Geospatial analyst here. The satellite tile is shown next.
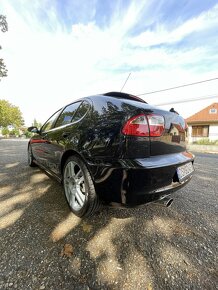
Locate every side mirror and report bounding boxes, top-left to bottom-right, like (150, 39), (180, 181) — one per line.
(27, 126), (39, 133)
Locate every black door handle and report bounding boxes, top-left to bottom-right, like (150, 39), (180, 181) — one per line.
(62, 132), (70, 138)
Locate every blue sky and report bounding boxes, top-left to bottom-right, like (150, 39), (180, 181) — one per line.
(0, 0), (218, 125)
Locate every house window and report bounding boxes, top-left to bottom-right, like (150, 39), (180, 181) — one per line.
(209, 108), (217, 114)
(192, 126), (209, 137)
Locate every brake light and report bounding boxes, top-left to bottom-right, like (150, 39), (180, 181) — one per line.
(122, 114), (149, 136)
(147, 114), (165, 136)
(122, 114), (165, 137)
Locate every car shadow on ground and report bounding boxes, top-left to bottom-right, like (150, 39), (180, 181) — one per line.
(0, 145), (217, 289)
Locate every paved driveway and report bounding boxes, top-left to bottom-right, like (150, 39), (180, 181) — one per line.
(0, 140), (217, 289)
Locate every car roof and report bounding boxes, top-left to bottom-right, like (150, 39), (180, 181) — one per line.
(63, 92), (147, 108)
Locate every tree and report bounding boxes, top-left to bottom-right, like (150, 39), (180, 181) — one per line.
(0, 59), (7, 78)
(0, 15), (8, 32)
(0, 15), (8, 80)
(32, 118), (42, 129)
(0, 99), (24, 127)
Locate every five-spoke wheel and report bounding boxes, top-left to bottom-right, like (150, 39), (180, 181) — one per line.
(63, 155), (100, 217)
(64, 160), (86, 211)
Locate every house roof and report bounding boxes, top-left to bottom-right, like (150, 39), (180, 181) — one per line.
(186, 103), (218, 124)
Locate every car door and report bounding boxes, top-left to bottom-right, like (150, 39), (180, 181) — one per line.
(31, 109), (62, 167)
(40, 101), (83, 176)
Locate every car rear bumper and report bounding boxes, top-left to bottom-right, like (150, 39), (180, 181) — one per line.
(90, 151), (195, 206)
(119, 151), (194, 169)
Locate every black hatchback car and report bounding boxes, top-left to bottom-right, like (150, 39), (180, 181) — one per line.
(28, 92), (194, 217)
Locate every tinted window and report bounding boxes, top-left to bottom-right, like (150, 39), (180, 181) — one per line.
(55, 102), (81, 128)
(73, 101), (90, 121)
(41, 109), (61, 132)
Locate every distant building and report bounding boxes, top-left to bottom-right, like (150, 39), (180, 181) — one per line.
(186, 103), (218, 143)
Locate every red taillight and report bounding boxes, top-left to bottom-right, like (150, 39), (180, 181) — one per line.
(122, 114), (165, 137)
(122, 114), (149, 136)
(147, 114), (165, 137)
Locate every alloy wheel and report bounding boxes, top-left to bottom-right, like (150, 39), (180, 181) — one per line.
(64, 161), (86, 211)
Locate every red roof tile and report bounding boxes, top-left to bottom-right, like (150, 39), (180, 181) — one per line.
(186, 103), (218, 123)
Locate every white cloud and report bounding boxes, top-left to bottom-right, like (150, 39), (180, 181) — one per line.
(129, 4), (218, 47)
(0, 0), (218, 126)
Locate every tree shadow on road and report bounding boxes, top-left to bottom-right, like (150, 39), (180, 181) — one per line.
(0, 143), (217, 289)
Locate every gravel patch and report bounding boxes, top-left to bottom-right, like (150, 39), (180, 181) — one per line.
(0, 141), (217, 289)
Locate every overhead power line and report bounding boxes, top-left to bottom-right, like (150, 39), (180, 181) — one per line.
(137, 77), (218, 96)
(154, 94), (218, 106)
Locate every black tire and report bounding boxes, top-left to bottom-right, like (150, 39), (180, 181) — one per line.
(28, 145), (37, 167)
(63, 155), (100, 217)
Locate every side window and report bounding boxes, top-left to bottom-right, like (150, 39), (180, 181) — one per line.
(73, 101), (90, 121)
(55, 102), (81, 128)
(41, 109), (61, 132)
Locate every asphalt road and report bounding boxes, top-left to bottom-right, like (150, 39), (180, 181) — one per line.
(0, 139), (217, 290)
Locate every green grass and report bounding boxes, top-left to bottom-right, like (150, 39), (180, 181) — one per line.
(193, 138), (218, 145)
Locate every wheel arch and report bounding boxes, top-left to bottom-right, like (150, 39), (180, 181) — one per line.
(60, 149), (87, 178)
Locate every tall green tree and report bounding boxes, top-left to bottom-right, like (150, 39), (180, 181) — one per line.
(0, 15), (8, 80)
(32, 118), (42, 129)
(0, 99), (24, 127)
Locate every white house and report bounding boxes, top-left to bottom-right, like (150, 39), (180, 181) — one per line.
(186, 103), (218, 144)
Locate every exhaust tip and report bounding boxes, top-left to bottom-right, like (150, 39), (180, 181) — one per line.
(166, 198), (173, 207)
(153, 197), (174, 207)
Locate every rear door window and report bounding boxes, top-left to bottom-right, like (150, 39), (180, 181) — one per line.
(55, 102), (81, 128)
(73, 101), (90, 121)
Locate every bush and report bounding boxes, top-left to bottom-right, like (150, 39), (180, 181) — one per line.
(9, 128), (19, 137)
(195, 138), (218, 145)
(24, 130), (33, 138)
(2, 127), (9, 136)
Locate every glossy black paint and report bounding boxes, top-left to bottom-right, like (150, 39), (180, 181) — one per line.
(28, 93), (195, 206)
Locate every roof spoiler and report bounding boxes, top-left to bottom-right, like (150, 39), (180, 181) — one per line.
(104, 92), (147, 103)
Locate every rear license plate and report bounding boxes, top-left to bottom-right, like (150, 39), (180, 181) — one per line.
(177, 162), (194, 182)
